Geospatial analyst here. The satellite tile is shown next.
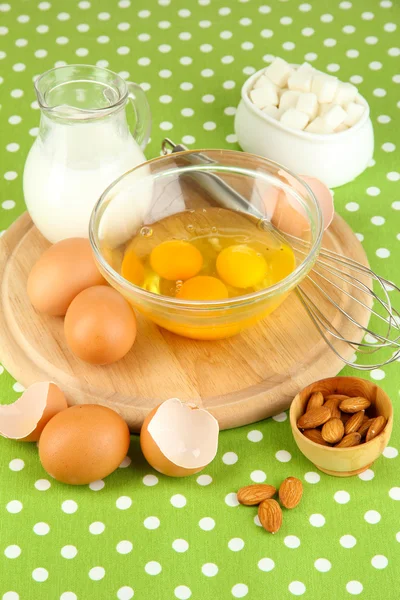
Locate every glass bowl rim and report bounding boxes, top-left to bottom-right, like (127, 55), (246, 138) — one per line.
(89, 149), (324, 310)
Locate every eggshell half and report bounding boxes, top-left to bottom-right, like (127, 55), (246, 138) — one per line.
(140, 398), (219, 477)
(0, 382), (68, 442)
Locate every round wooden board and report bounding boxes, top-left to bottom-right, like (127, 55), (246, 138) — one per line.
(0, 212), (371, 432)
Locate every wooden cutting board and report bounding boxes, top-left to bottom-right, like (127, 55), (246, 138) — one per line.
(0, 212), (371, 432)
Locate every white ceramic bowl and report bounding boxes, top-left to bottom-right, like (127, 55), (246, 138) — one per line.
(234, 68), (374, 188)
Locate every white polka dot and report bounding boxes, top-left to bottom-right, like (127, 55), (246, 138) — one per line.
(77, 23), (90, 32)
(387, 171), (400, 181)
(6, 500), (22, 514)
(178, 8), (190, 17)
(284, 535), (300, 549)
(365, 36), (378, 45)
(4, 545), (21, 559)
(384, 22), (397, 32)
(57, 11), (70, 20)
(9, 459), (24, 471)
(1, 200), (15, 210)
(304, 472), (320, 484)
(366, 187), (381, 198)
(61, 545), (78, 559)
(374, 88), (387, 97)
(199, 517), (215, 531)
(254, 514), (262, 527)
(258, 557), (275, 571)
(35, 479), (51, 491)
(241, 41), (254, 50)
(158, 20), (171, 29)
(200, 43), (213, 53)
(225, 493), (239, 507)
(137, 33), (150, 42)
(199, 19), (212, 28)
(334, 490), (350, 504)
(202, 563), (218, 577)
(159, 69), (172, 78)
(142, 474), (158, 487)
(309, 513), (325, 527)
(79, 0), (91, 7)
(299, 3), (312, 10)
(247, 430), (263, 442)
(170, 494), (187, 508)
(358, 469), (375, 481)
(347, 49), (359, 58)
(261, 29), (274, 38)
(181, 108), (194, 117)
(118, 456), (131, 469)
(346, 581), (363, 595)
(17, 15), (29, 22)
(371, 216), (385, 226)
(346, 202), (359, 212)
(321, 13), (334, 22)
(12, 63), (26, 72)
(32, 568), (48, 582)
(116, 540), (133, 555)
(223, 452), (238, 465)
(228, 538), (245, 552)
(250, 470), (267, 483)
(380, 0), (392, 6)
(182, 135), (195, 144)
(327, 63), (340, 72)
(145, 561), (161, 575)
(197, 474), (212, 486)
(89, 567), (105, 581)
(202, 95), (215, 104)
(174, 586), (191, 600)
(117, 46), (130, 55)
(119, 71), (130, 80)
(2, 593), (19, 600)
(272, 412), (287, 423)
(389, 487), (400, 500)
(60, 594), (77, 600)
(4, 171), (18, 181)
(62, 500), (78, 514)
(288, 581), (306, 596)
(376, 248), (390, 258)
(116, 496), (132, 510)
(8, 116), (22, 125)
(371, 554), (388, 569)
(220, 30), (233, 40)
(118, 22), (130, 32)
(350, 75), (363, 84)
(33, 522), (50, 536)
(15, 38), (28, 47)
(364, 510), (381, 524)
(219, 7), (231, 15)
(201, 69), (214, 78)
(362, 11), (374, 20)
(302, 27), (314, 37)
(160, 121), (173, 131)
(280, 16), (292, 25)
(221, 55), (234, 64)
(89, 521), (105, 535)
(203, 121), (217, 130)
(138, 57), (150, 66)
(140, 82), (151, 91)
(369, 61), (382, 70)
(340, 1), (352, 8)
(388, 47), (400, 56)
(75, 47), (89, 57)
(34, 49), (47, 58)
(172, 539), (189, 553)
(275, 450), (291, 463)
(314, 558), (331, 572)
(259, 5), (271, 13)
(378, 114), (391, 123)
(340, 534), (357, 548)
(382, 142), (396, 152)
(243, 66), (256, 75)
(240, 17), (252, 25)
(304, 52), (318, 62)
(282, 41), (295, 50)
(117, 588), (134, 600)
(383, 446), (398, 458)
(231, 584), (248, 598)
(143, 516), (160, 530)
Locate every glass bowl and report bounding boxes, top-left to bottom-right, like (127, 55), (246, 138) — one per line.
(89, 150), (323, 340)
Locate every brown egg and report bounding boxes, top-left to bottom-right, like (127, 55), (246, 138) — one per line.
(39, 404), (131, 485)
(27, 238), (106, 316)
(64, 286), (137, 364)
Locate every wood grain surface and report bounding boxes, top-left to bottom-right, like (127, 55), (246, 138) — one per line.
(0, 212), (371, 432)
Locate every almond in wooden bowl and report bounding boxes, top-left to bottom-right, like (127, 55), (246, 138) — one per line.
(289, 376), (393, 477)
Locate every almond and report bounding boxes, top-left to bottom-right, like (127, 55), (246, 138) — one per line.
(344, 410), (365, 435)
(303, 428), (330, 446)
(323, 397), (342, 419)
(258, 498), (283, 534)
(325, 394), (350, 401)
(339, 397), (371, 413)
(365, 416), (387, 442)
(297, 405), (331, 430)
(306, 392), (324, 412)
(279, 477), (303, 509)
(358, 418), (375, 438)
(340, 411), (351, 424)
(335, 432), (361, 448)
(237, 484), (277, 506)
(321, 418), (344, 444)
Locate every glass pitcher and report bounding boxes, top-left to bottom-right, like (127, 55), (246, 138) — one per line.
(23, 64), (151, 243)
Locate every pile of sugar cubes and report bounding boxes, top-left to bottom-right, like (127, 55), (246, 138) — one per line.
(249, 57), (365, 134)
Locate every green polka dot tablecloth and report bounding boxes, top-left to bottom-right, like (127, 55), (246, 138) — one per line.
(0, 0), (399, 599)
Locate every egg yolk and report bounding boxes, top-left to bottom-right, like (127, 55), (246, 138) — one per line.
(121, 249), (145, 286)
(268, 245), (297, 282)
(216, 244), (267, 289)
(150, 240), (203, 281)
(176, 276), (229, 301)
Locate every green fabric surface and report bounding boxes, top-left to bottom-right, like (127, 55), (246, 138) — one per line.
(0, 0), (399, 599)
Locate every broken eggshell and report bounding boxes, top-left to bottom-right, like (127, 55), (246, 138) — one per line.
(0, 382), (68, 442)
(140, 398), (219, 477)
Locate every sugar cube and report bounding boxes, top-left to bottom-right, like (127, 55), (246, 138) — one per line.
(287, 63), (314, 93)
(334, 82), (358, 106)
(264, 57), (293, 88)
(322, 104), (347, 129)
(335, 123), (349, 132)
(279, 90), (301, 111)
(343, 101), (365, 127)
(254, 74), (273, 89)
(262, 105), (281, 119)
(249, 83), (279, 108)
(311, 74), (338, 103)
(318, 103), (332, 117)
(296, 92), (318, 120)
(280, 108), (310, 130)
(305, 117), (334, 134)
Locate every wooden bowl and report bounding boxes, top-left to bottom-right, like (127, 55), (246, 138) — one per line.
(289, 376), (393, 477)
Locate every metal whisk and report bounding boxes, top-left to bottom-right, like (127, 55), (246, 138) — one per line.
(161, 139), (400, 369)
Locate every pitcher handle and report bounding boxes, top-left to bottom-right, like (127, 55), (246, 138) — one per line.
(127, 82), (152, 151)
